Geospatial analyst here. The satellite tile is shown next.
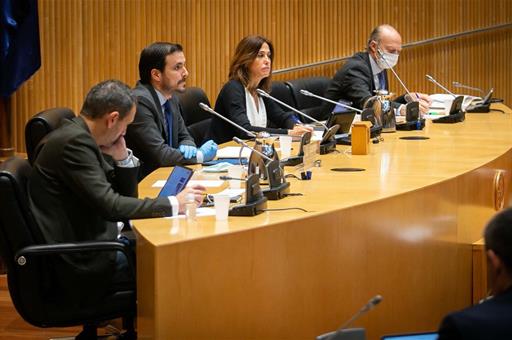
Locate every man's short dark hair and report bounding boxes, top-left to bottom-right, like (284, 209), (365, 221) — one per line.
(138, 42), (183, 84)
(485, 208), (512, 272)
(80, 80), (136, 119)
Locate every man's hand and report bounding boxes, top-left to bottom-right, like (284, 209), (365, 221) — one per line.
(199, 140), (218, 162)
(176, 185), (206, 214)
(179, 144), (198, 159)
(288, 124), (314, 136)
(100, 135), (128, 161)
(405, 92), (432, 115)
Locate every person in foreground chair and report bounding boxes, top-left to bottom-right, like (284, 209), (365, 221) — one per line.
(320, 24), (431, 119)
(28, 80), (205, 304)
(209, 35), (313, 144)
(437, 208), (512, 339)
(126, 42), (217, 180)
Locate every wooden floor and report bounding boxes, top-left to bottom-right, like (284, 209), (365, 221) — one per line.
(0, 275), (100, 339)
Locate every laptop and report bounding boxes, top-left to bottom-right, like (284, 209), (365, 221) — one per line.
(381, 332), (438, 340)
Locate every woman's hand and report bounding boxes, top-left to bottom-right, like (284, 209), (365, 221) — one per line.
(288, 124), (314, 136)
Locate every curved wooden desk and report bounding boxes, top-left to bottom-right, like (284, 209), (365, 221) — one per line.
(135, 105), (512, 339)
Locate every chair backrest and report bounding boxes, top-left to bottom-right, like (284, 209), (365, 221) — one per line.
(0, 157), (48, 325)
(286, 76), (330, 121)
(176, 87), (211, 126)
(25, 107), (75, 164)
(270, 81), (297, 108)
(0, 157), (136, 329)
(187, 118), (212, 146)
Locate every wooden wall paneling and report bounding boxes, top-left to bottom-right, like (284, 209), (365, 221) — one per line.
(7, 0), (512, 153)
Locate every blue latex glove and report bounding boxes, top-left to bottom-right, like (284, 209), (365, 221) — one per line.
(179, 144), (197, 159)
(199, 140), (218, 162)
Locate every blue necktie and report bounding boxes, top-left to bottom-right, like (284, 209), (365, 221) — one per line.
(378, 71), (387, 91)
(163, 100), (173, 146)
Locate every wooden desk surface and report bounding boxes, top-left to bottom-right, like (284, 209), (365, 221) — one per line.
(134, 105), (512, 339)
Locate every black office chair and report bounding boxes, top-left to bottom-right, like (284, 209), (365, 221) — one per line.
(176, 87), (212, 145)
(286, 76), (331, 121)
(270, 81), (297, 107)
(0, 156), (136, 339)
(25, 107), (75, 164)
(176, 86), (211, 126)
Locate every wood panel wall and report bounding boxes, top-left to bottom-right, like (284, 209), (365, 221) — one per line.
(8, 0), (512, 152)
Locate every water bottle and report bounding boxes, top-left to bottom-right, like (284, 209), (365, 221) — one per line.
(185, 193), (196, 221)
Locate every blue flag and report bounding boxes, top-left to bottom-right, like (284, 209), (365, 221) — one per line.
(0, 0), (41, 97)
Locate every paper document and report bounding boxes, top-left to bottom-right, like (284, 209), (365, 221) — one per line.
(153, 179), (224, 188)
(216, 146), (252, 158)
(165, 207), (216, 219)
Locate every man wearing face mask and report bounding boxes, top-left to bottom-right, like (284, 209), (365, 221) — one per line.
(320, 24), (431, 119)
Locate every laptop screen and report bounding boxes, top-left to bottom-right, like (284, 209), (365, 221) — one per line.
(381, 332), (438, 340)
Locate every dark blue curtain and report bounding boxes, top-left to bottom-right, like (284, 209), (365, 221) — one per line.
(0, 0), (41, 97)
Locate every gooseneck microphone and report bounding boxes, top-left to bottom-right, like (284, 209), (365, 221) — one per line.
(452, 81), (484, 94)
(255, 88), (329, 130)
(233, 137), (273, 162)
(426, 75), (456, 98)
(325, 294), (383, 340)
(199, 102), (269, 139)
(299, 89), (363, 113)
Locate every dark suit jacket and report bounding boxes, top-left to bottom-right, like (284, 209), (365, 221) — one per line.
(320, 51), (405, 118)
(28, 116), (173, 303)
(209, 79), (296, 144)
(126, 82), (197, 179)
(437, 288), (512, 340)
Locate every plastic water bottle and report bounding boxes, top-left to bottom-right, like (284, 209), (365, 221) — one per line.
(185, 193), (197, 221)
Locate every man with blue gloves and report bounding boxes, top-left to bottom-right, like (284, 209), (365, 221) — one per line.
(126, 42), (217, 180)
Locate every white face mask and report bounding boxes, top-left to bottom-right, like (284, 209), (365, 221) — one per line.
(376, 49), (399, 69)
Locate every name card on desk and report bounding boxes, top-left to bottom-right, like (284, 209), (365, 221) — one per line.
(351, 121), (372, 155)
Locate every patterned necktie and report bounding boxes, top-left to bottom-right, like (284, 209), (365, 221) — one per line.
(378, 71), (387, 91)
(163, 100), (173, 146)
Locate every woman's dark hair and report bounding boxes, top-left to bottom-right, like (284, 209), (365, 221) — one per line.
(228, 35), (274, 92)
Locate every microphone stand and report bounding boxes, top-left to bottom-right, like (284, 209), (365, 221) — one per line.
(255, 89), (338, 155)
(234, 137), (290, 200)
(376, 50), (424, 131)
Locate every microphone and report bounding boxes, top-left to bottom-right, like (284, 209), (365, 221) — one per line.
(325, 295), (383, 340)
(233, 137), (273, 162)
(233, 137), (291, 200)
(452, 81), (485, 94)
(199, 102), (269, 139)
(219, 175), (245, 181)
(376, 49), (415, 100)
(426, 74), (456, 98)
(256, 89), (338, 155)
(300, 89), (363, 113)
(255, 88), (329, 130)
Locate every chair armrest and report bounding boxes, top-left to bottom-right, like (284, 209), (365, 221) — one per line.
(14, 241), (129, 266)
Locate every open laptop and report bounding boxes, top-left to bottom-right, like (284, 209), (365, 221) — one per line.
(381, 332), (438, 340)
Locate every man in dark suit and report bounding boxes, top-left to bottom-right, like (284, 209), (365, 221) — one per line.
(320, 24), (431, 119)
(28, 80), (205, 303)
(126, 42), (217, 180)
(437, 208), (512, 339)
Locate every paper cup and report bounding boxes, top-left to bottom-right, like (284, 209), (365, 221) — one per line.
(214, 194), (230, 221)
(280, 135), (293, 159)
